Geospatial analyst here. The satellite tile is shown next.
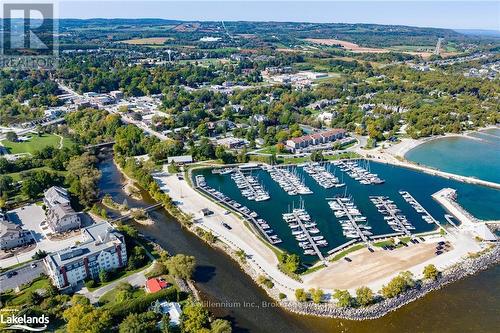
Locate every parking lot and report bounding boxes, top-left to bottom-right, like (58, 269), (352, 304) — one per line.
(1, 204), (83, 268)
(0, 260), (46, 293)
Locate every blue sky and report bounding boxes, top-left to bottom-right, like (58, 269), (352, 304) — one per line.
(58, 1), (500, 30)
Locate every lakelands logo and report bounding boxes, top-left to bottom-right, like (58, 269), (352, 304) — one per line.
(0, 311), (49, 331)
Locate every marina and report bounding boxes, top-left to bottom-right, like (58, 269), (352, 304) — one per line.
(370, 196), (415, 236)
(302, 162), (345, 188)
(230, 169), (271, 202)
(265, 165), (313, 195)
(193, 160), (500, 263)
(333, 159), (385, 185)
(195, 174), (282, 244)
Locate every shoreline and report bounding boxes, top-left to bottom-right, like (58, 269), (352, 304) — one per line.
(391, 125), (499, 158)
(114, 157), (499, 321)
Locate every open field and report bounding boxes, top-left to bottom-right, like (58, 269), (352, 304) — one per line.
(304, 38), (458, 59)
(118, 37), (173, 45)
(305, 38), (387, 53)
(1, 134), (73, 155)
(303, 243), (438, 289)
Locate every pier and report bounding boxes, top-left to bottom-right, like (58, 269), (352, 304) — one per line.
(286, 210), (325, 261)
(195, 176), (281, 245)
(329, 198), (371, 245)
(267, 166), (313, 195)
(326, 239), (358, 255)
(399, 190), (439, 225)
(370, 196), (413, 236)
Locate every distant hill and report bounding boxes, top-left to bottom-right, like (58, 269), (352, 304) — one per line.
(454, 29), (500, 37)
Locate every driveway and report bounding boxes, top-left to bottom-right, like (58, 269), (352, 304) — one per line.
(1, 204), (84, 268)
(76, 263), (154, 304)
(0, 260), (46, 292)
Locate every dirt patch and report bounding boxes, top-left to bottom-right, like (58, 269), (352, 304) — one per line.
(119, 37), (173, 45)
(305, 38), (387, 53)
(303, 243), (437, 289)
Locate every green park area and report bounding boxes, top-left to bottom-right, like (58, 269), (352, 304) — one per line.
(1, 134), (74, 155)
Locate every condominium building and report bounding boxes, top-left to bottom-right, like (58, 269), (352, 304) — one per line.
(44, 222), (127, 289)
(43, 186), (81, 233)
(0, 214), (32, 250)
(286, 128), (346, 152)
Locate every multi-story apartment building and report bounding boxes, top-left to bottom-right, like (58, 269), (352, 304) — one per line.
(44, 222), (127, 289)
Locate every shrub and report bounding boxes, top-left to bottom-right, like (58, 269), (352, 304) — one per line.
(84, 279), (96, 289)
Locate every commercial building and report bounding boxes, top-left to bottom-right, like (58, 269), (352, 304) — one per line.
(286, 128), (346, 152)
(44, 222), (127, 289)
(0, 214), (32, 250)
(43, 186), (81, 233)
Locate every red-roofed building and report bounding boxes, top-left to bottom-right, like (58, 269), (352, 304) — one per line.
(146, 278), (170, 293)
(286, 128), (346, 152)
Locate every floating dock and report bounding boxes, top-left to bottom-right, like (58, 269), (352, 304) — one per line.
(283, 209), (325, 261)
(399, 190), (438, 225)
(370, 196), (413, 236)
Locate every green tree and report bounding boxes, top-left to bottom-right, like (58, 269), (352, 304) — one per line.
(333, 289), (353, 307)
(165, 254), (196, 280)
(181, 299), (210, 333)
(309, 288), (324, 304)
(295, 288), (307, 302)
(119, 312), (159, 333)
(211, 319), (232, 333)
(6, 131), (18, 142)
(99, 269), (110, 283)
(423, 264), (439, 281)
(63, 297), (112, 333)
(381, 271), (415, 298)
(355, 286), (374, 306)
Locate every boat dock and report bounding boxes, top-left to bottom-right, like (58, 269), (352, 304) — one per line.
(194, 175), (282, 245)
(326, 239), (358, 255)
(370, 196), (414, 236)
(328, 197), (372, 244)
(230, 169), (270, 201)
(302, 162), (345, 189)
(399, 190), (438, 225)
(332, 159), (384, 185)
(282, 208), (326, 261)
(266, 166), (313, 195)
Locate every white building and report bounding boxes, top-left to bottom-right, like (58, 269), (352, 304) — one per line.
(44, 222), (127, 289)
(43, 186), (81, 233)
(0, 214), (32, 250)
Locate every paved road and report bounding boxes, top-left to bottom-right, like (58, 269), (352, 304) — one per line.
(0, 260), (46, 292)
(77, 262), (154, 304)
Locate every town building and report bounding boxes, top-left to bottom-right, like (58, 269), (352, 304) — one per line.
(167, 155), (193, 164)
(43, 186), (81, 233)
(285, 128), (347, 152)
(44, 222), (127, 289)
(0, 214), (32, 250)
(217, 137), (246, 149)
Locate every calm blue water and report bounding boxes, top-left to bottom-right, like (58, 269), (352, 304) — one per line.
(406, 128), (500, 183)
(195, 161), (500, 264)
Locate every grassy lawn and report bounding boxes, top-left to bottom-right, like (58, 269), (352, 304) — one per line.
(99, 286), (146, 306)
(5, 166), (67, 181)
(86, 261), (152, 292)
(1, 134), (74, 155)
(329, 244), (364, 262)
(2, 277), (51, 306)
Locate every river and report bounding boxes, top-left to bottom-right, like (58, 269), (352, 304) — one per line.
(405, 128), (500, 184)
(98, 156), (499, 333)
